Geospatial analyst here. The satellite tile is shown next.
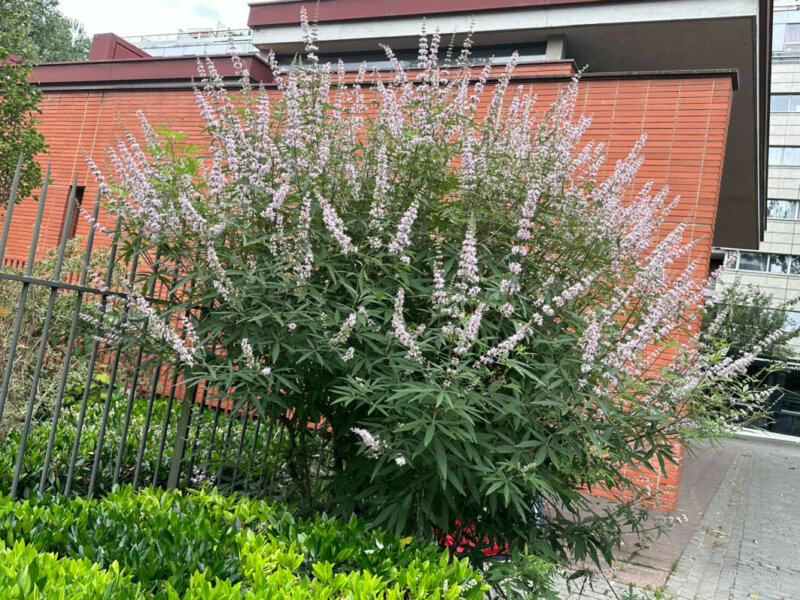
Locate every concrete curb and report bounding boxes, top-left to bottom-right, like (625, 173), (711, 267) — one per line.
(731, 427), (800, 444)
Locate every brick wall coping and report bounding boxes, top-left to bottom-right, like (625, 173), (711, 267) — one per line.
(30, 54), (273, 89)
(29, 59), (737, 93)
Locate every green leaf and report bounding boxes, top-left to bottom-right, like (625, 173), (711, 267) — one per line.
(423, 423), (435, 448)
(533, 445), (548, 467)
(432, 440), (448, 486)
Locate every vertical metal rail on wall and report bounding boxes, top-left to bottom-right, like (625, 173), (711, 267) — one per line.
(0, 164), (52, 435)
(0, 156), (25, 423)
(10, 174), (76, 498)
(0, 156), (333, 503)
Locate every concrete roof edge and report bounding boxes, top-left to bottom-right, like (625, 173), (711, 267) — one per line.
(30, 53), (273, 86)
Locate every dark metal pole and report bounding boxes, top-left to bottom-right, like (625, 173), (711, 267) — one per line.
(132, 357), (163, 491)
(113, 250), (162, 486)
(39, 190), (103, 493)
(11, 176), (77, 498)
(229, 402), (251, 490)
(166, 382), (199, 489)
(0, 165), (51, 432)
(0, 155), (23, 266)
(152, 370), (181, 488)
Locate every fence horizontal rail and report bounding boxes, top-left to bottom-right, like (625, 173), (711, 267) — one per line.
(0, 271), (165, 304)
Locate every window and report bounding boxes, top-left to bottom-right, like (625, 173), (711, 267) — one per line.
(786, 24), (800, 52)
(787, 311), (800, 331)
(768, 146), (800, 166)
(772, 95), (790, 112)
(767, 199), (800, 220)
(786, 147), (800, 165)
(738, 252), (768, 271)
(287, 43), (549, 72)
(770, 254), (790, 274)
(62, 185), (85, 243)
(724, 250), (800, 276)
(771, 95), (800, 113)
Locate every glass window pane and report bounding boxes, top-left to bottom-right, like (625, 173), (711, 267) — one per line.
(773, 95), (791, 112)
(790, 96), (800, 112)
(784, 147), (800, 166)
(792, 256), (800, 275)
(787, 312), (800, 331)
(724, 250), (738, 268)
(770, 147), (783, 165)
(774, 23), (787, 52)
(770, 254), (790, 273)
(738, 252), (768, 272)
(786, 24), (800, 51)
(768, 199), (797, 219)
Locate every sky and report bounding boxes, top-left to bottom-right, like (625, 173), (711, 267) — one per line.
(58, 0), (256, 38)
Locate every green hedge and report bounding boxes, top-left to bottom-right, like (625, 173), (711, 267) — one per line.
(0, 487), (487, 599)
(0, 387), (174, 498)
(0, 540), (142, 599)
(0, 383), (297, 499)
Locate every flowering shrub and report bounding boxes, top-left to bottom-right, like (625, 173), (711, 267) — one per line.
(92, 14), (774, 596)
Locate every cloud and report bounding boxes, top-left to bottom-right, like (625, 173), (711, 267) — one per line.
(192, 3), (221, 21)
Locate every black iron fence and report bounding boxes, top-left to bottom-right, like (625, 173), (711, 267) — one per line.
(0, 159), (330, 501)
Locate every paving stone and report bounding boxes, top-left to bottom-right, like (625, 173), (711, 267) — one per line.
(558, 438), (800, 599)
(665, 438), (800, 600)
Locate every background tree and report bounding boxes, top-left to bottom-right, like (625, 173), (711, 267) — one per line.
(704, 280), (799, 362)
(0, 0), (90, 63)
(0, 6), (46, 205)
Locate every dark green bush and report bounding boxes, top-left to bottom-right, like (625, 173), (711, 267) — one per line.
(0, 385), (172, 498)
(0, 382), (297, 499)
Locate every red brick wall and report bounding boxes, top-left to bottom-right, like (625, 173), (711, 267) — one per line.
(0, 70), (734, 511)
(0, 89), (212, 261)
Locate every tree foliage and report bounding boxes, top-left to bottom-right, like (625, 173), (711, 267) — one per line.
(704, 279), (799, 362)
(92, 17), (775, 597)
(0, 0), (90, 63)
(0, 7), (45, 205)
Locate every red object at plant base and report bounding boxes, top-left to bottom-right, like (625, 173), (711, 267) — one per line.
(436, 519), (510, 558)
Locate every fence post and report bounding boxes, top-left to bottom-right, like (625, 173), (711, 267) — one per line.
(0, 154), (23, 264)
(166, 382), (199, 489)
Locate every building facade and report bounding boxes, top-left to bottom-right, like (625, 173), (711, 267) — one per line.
(716, 1), (800, 436)
(720, 2), (800, 350)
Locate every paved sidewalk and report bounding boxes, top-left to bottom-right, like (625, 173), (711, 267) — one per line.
(558, 436), (800, 599)
(666, 437), (800, 600)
